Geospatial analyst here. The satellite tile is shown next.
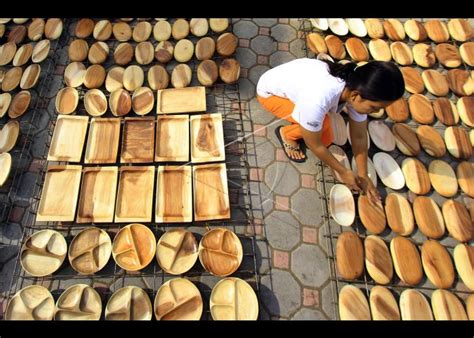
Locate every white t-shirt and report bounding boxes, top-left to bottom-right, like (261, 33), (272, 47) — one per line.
(256, 58), (367, 132)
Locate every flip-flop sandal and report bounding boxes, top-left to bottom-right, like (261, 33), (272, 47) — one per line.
(275, 126), (307, 163)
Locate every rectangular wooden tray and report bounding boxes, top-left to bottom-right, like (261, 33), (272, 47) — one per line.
(155, 115), (189, 162)
(84, 118), (120, 164)
(193, 163), (230, 221)
(47, 115), (89, 162)
(36, 165), (82, 222)
(121, 117), (155, 163)
(156, 86), (206, 114)
(190, 113), (225, 163)
(115, 166), (154, 223)
(77, 166), (118, 223)
(155, 165), (192, 223)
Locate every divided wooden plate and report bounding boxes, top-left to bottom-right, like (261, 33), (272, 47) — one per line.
(190, 113), (225, 163)
(154, 278), (203, 320)
(132, 86), (154, 115)
(328, 18), (349, 36)
(306, 32), (327, 55)
(115, 167), (155, 223)
(153, 20), (171, 41)
(84, 118), (120, 164)
(325, 35), (346, 60)
(385, 193), (414, 236)
(457, 161), (474, 197)
(428, 160), (458, 198)
(351, 156), (378, 187)
(68, 227), (112, 274)
(216, 32), (238, 57)
(8, 90), (31, 119)
(338, 285), (371, 320)
(64, 62), (86, 88)
(328, 145), (351, 182)
(0, 153), (11, 186)
(399, 289), (433, 320)
(390, 41), (413, 66)
(37, 165), (82, 222)
(448, 19), (474, 42)
(385, 97), (409, 122)
(155, 115), (189, 162)
(199, 227), (242, 277)
(365, 19), (384, 39)
(404, 19), (428, 41)
(425, 20), (450, 43)
(373, 152), (405, 190)
(400, 67), (424, 94)
(157, 86), (206, 114)
(442, 199), (473, 243)
(329, 113), (347, 146)
(364, 235), (393, 285)
(148, 65), (169, 90)
(48, 115), (89, 162)
(109, 88), (131, 117)
(154, 41), (173, 63)
(345, 37), (368, 61)
(390, 236), (423, 286)
(457, 96), (474, 127)
(0, 120), (19, 153)
(77, 167), (118, 223)
(155, 166), (192, 223)
(55, 87), (78, 114)
(105, 286), (152, 320)
(433, 97), (459, 126)
(171, 63), (192, 88)
(431, 289), (468, 320)
(336, 231), (364, 280)
(156, 229), (198, 274)
(193, 163), (230, 221)
(368, 39), (391, 62)
(413, 196), (445, 239)
(453, 243), (474, 291)
(384, 19), (405, 40)
(84, 89), (107, 117)
(368, 120), (395, 151)
(369, 286), (400, 320)
(20, 229), (67, 276)
(447, 69), (473, 96)
(416, 125), (446, 158)
(392, 123), (421, 156)
(444, 126), (472, 160)
(121, 117), (155, 163)
(329, 184), (355, 227)
(412, 43), (436, 68)
(421, 239), (454, 289)
(422, 70), (449, 96)
(5, 285), (55, 320)
(401, 157), (431, 195)
(54, 284), (102, 320)
(210, 277), (258, 320)
(460, 42), (474, 66)
(435, 43), (462, 68)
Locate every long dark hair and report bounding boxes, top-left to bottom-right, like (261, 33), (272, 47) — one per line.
(321, 60), (405, 102)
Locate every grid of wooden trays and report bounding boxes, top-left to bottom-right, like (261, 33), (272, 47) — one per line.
(300, 18), (473, 320)
(4, 18), (262, 321)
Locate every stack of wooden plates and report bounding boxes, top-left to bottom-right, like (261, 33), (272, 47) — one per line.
(2, 67), (22, 92)
(428, 160), (458, 197)
(358, 195), (386, 234)
(385, 193), (414, 236)
(456, 161), (474, 197)
(210, 278), (259, 320)
(174, 39), (194, 63)
(0, 41), (17, 66)
(209, 18), (229, 33)
(399, 289), (433, 320)
(416, 125), (446, 157)
(404, 19), (428, 41)
(5, 285), (55, 320)
(55, 284), (102, 320)
(8, 26), (27, 44)
(0, 93), (11, 118)
(68, 227), (112, 274)
(401, 157), (431, 195)
(444, 126), (472, 160)
(364, 235), (393, 284)
(442, 199), (472, 242)
(190, 18), (209, 37)
(155, 41), (174, 63)
(105, 286), (152, 320)
(156, 229), (198, 275)
(390, 236), (423, 286)
(412, 196), (445, 239)
(373, 152), (405, 190)
(369, 286), (400, 320)
(336, 231), (364, 280)
(28, 18), (45, 41)
(453, 243), (474, 291)
(431, 289), (468, 320)
(400, 67), (424, 94)
(329, 184), (354, 227)
(154, 278), (203, 320)
(338, 285), (371, 320)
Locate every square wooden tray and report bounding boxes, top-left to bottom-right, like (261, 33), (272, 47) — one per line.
(155, 165), (192, 223)
(155, 115), (189, 162)
(36, 165), (82, 222)
(47, 115), (89, 162)
(190, 113), (225, 163)
(121, 117), (155, 163)
(84, 118), (121, 164)
(156, 86), (206, 114)
(193, 163), (230, 221)
(115, 166), (154, 223)
(77, 166), (118, 223)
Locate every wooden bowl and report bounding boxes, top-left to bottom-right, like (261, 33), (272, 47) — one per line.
(425, 20), (450, 43)
(148, 65), (169, 90)
(88, 41), (109, 64)
(325, 35), (346, 60)
(31, 39), (50, 63)
(457, 161), (474, 197)
(399, 289), (433, 320)
(400, 67), (424, 94)
(155, 40), (174, 63)
(209, 18), (229, 33)
(112, 223), (156, 271)
(197, 59), (218, 87)
(428, 160), (458, 197)
(421, 239), (454, 289)
(447, 69), (472, 97)
(84, 89), (107, 117)
(416, 125), (446, 158)
(408, 94), (434, 125)
(20, 63), (40, 90)
(0, 120), (19, 153)
(20, 229), (67, 277)
(210, 277), (258, 320)
(0, 93), (11, 118)
(338, 285), (371, 320)
(346, 18), (367, 37)
(365, 18), (385, 39)
(8, 90), (31, 118)
(174, 39), (194, 63)
(44, 18), (63, 40)
(368, 120), (395, 151)
(433, 97), (459, 126)
(154, 278), (203, 320)
(132, 86), (154, 115)
(442, 199), (472, 242)
(390, 236), (423, 286)
(431, 289), (468, 320)
(123, 65), (144, 91)
(28, 18), (45, 41)
(328, 18), (349, 36)
(171, 64), (192, 88)
(457, 96), (474, 127)
(68, 227), (111, 274)
(336, 231), (364, 280)
(345, 37), (369, 62)
(390, 41), (413, 66)
(373, 152), (405, 190)
(133, 21), (152, 42)
(216, 32), (238, 57)
(219, 58), (240, 84)
(55, 87), (78, 114)
(384, 19), (405, 40)
(385, 193), (414, 236)
(435, 43), (462, 68)
(404, 19), (428, 41)
(190, 18), (209, 37)
(8, 25), (27, 44)
(198, 227), (243, 277)
(364, 235), (393, 284)
(75, 18), (94, 38)
(329, 184), (354, 227)
(0, 152), (12, 186)
(105, 286), (152, 320)
(105, 66), (124, 92)
(367, 39), (391, 61)
(401, 157), (431, 195)
(93, 19), (112, 41)
(135, 41), (154, 65)
(55, 284), (102, 320)
(84, 64), (106, 89)
(64, 62), (86, 88)
(153, 20), (171, 41)
(172, 18), (190, 40)
(329, 112), (347, 146)
(444, 126), (472, 160)
(2, 66), (22, 92)
(109, 88), (131, 117)
(412, 43), (436, 68)
(13, 43), (33, 66)
(0, 41), (17, 66)
(422, 69), (449, 96)
(413, 196), (445, 239)
(385, 97), (409, 122)
(5, 285), (55, 320)
(453, 243), (474, 291)
(112, 21), (132, 41)
(114, 42), (134, 66)
(369, 286), (400, 320)
(448, 18), (473, 42)
(351, 156), (378, 187)
(156, 229), (198, 275)
(328, 145), (351, 182)
(195, 36), (216, 61)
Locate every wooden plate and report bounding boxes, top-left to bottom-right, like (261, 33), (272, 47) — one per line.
(54, 284), (102, 320)
(84, 118), (120, 164)
(0, 93), (11, 118)
(365, 18), (384, 39)
(20, 229), (67, 277)
(135, 41), (154, 65)
(306, 32), (327, 54)
(0, 153), (11, 186)
(210, 277), (258, 320)
(0, 120), (19, 153)
(104, 66), (124, 93)
(345, 37), (369, 62)
(442, 199), (473, 242)
(84, 64), (106, 89)
(386, 97), (409, 122)
(48, 115), (88, 162)
(422, 69), (449, 96)
(195, 36), (216, 61)
(444, 126), (472, 160)
(121, 117), (155, 163)
(346, 122), (370, 149)
(112, 21), (132, 41)
(109, 89), (131, 117)
(447, 69), (473, 97)
(425, 20), (450, 43)
(219, 58), (240, 84)
(123, 65), (144, 92)
(210, 18), (229, 33)
(404, 19), (428, 41)
(399, 289), (433, 320)
(401, 157), (431, 195)
(112, 223), (156, 270)
(471, 130), (474, 147)
(365, 235), (393, 284)
(351, 156), (378, 188)
(193, 163), (231, 221)
(148, 65), (169, 91)
(468, 295), (474, 320)
(328, 18), (348, 36)
(172, 18), (190, 40)
(453, 243), (474, 291)
(448, 18), (474, 42)
(199, 227), (242, 276)
(373, 152), (405, 190)
(390, 41), (413, 66)
(64, 62), (86, 88)
(412, 43), (436, 68)
(435, 43), (462, 68)
(0, 41), (17, 66)
(325, 35), (346, 60)
(132, 86), (154, 115)
(68, 39), (88, 62)
(400, 67), (424, 94)
(413, 196), (445, 239)
(156, 229), (197, 273)
(88, 41), (109, 64)
(336, 231), (364, 280)
(75, 18), (94, 38)
(155, 115), (189, 162)
(31, 39), (50, 63)
(157, 86), (206, 114)
(384, 19), (405, 40)
(55, 86), (78, 114)
(197, 59), (218, 87)
(5, 285), (55, 320)
(390, 236), (423, 286)
(28, 18), (45, 41)
(416, 125), (446, 158)
(408, 94), (434, 125)
(368, 120), (395, 151)
(154, 40), (173, 63)
(155, 278), (203, 320)
(457, 161), (474, 197)
(433, 97), (459, 126)
(190, 18), (208, 37)
(84, 89), (107, 117)
(190, 113), (225, 163)
(346, 18), (367, 37)
(421, 239), (454, 289)
(328, 145), (351, 182)
(385, 193), (414, 236)
(13, 43), (33, 66)
(216, 32), (238, 57)
(133, 21), (152, 42)
(105, 286), (152, 320)
(2, 66), (22, 92)
(428, 160), (458, 197)
(93, 19), (112, 41)
(7, 25), (26, 44)
(45, 19), (62, 39)
(369, 286), (400, 320)
(153, 20), (171, 41)
(329, 112), (347, 146)
(114, 42), (134, 66)
(457, 96), (474, 127)
(431, 289), (468, 320)
(459, 42), (474, 66)
(338, 285), (371, 320)
(171, 63), (192, 88)
(329, 184), (355, 227)
(68, 227), (112, 273)
(8, 90), (31, 119)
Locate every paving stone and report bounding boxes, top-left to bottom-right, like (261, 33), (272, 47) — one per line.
(278, 42), (290, 51)
(248, 65), (270, 85)
(320, 281), (338, 319)
(250, 36), (277, 56)
(250, 181), (274, 217)
(264, 162), (300, 196)
(253, 124), (267, 137)
(249, 167), (264, 182)
(289, 39), (308, 58)
(289, 18), (302, 29)
(233, 21), (259, 39)
(270, 51), (296, 68)
(265, 210), (300, 251)
(302, 227), (318, 244)
(31, 129), (50, 158)
(235, 47), (257, 68)
(274, 195), (289, 211)
(256, 239), (271, 274)
(275, 148), (289, 162)
(291, 308), (328, 320)
(259, 27), (270, 36)
(14, 172), (37, 206)
(237, 78), (255, 101)
(290, 150), (322, 174)
(291, 188), (323, 226)
(260, 269), (301, 317)
(254, 138), (276, 167)
(270, 24), (297, 43)
(292, 244), (329, 288)
(272, 249), (290, 269)
(0, 223), (23, 245)
(301, 174), (316, 188)
(303, 288), (320, 307)
(252, 19), (278, 27)
(257, 55), (269, 65)
(249, 97), (276, 124)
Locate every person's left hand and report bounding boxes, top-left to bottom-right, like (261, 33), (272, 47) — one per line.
(357, 175), (381, 205)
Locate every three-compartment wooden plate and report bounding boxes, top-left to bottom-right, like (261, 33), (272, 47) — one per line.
(48, 115), (89, 162)
(105, 286), (152, 320)
(68, 227), (112, 274)
(156, 229), (197, 274)
(54, 284), (102, 320)
(5, 285), (55, 320)
(154, 278), (203, 320)
(210, 277), (258, 320)
(157, 86), (206, 114)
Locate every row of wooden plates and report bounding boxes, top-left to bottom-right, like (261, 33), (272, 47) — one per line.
(0, 18), (63, 44)
(0, 39), (51, 66)
(5, 277), (258, 320)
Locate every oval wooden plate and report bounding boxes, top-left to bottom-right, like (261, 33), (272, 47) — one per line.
(368, 120), (395, 151)
(428, 160), (458, 197)
(368, 38), (391, 61)
(329, 184), (355, 227)
(435, 43), (462, 68)
(404, 19), (428, 41)
(8, 91), (31, 119)
(408, 94), (434, 125)
(369, 286), (400, 320)
(365, 235), (393, 285)
(132, 86), (154, 116)
(425, 20), (450, 43)
(442, 199), (473, 243)
(373, 152), (405, 190)
(422, 69), (449, 97)
(55, 87), (78, 115)
(444, 126), (472, 160)
(399, 289), (433, 320)
(456, 161), (474, 197)
(84, 89), (108, 117)
(457, 96), (474, 128)
(400, 67), (424, 94)
(413, 196), (445, 239)
(421, 239), (455, 289)
(64, 62), (86, 88)
(431, 289), (468, 320)
(453, 243), (474, 291)
(390, 236), (423, 286)
(0, 153), (12, 186)
(401, 157), (431, 195)
(365, 19), (384, 39)
(392, 123), (421, 156)
(385, 193), (414, 236)
(339, 285), (371, 320)
(385, 97), (409, 122)
(433, 97), (459, 126)
(336, 231), (364, 280)
(358, 195), (386, 234)
(0, 120), (19, 153)
(416, 125), (446, 158)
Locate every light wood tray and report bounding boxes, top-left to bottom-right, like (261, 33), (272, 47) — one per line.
(191, 113), (225, 163)
(156, 86), (206, 114)
(155, 166), (192, 223)
(48, 115), (89, 162)
(84, 118), (120, 164)
(121, 117), (155, 163)
(77, 167), (118, 223)
(155, 115), (189, 162)
(115, 166), (154, 223)
(37, 165), (82, 222)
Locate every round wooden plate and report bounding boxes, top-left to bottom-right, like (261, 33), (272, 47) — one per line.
(338, 285), (371, 320)
(425, 19), (450, 43)
(412, 43), (436, 68)
(174, 39), (194, 63)
(399, 289), (433, 320)
(154, 278), (202, 320)
(0, 93), (11, 118)
(84, 89), (107, 117)
(351, 156), (378, 188)
(369, 286), (400, 320)
(190, 18), (209, 37)
(209, 18), (229, 33)
(384, 19), (406, 40)
(453, 243), (474, 291)
(431, 289), (468, 320)
(55, 284), (102, 320)
(391, 41), (413, 66)
(64, 62), (86, 88)
(457, 161), (474, 197)
(428, 160), (458, 197)
(386, 97), (409, 122)
(390, 236), (423, 286)
(13, 43), (33, 66)
(132, 86), (154, 115)
(329, 184), (355, 227)
(413, 196), (445, 239)
(401, 157), (431, 195)
(75, 18), (94, 38)
(135, 41), (154, 65)
(2, 67), (22, 92)
(105, 286), (152, 320)
(155, 40), (174, 63)
(0, 120), (19, 153)
(325, 35), (346, 60)
(28, 18), (45, 41)
(68, 227), (111, 274)
(442, 199), (473, 242)
(88, 41), (109, 64)
(336, 231), (364, 280)
(112, 21), (132, 42)
(171, 64), (192, 88)
(421, 239), (455, 289)
(195, 36), (216, 61)
(422, 69), (449, 96)
(216, 32), (238, 57)
(400, 67), (424, 94)
(219, 58), (240, 84)
(447, 69), (472, 97)
(133, 21), (152, 42)
(5, 285), (55, 320)
(153, 20), (171, 41)
(148, 65), (169, 91)
(306, 32), (328, 55)
(404, 19), (428, 41)
(329, 112), (347, 146)
(68, 39), (88, 62)
(328, 18), (349, 36)
(364, 235), (393, 284)
(123, 65), (144, 92)
(448, 18), (474, 42)
(84, 64), (106, 89)
(93, 19), (112, 41)
(358, 195), (385, 234)
(457, 96), (474, 127)
(210, 277), (258, 320)
(368, 38), (391, 61)
(368, 120), (395, 151)
(114, 42), (134, 66)
(365, 18), (384, 39)
(433, 97), (459, 126)
(8, 90), (31, 118)
(373, 152), (405, 190)
(31, 39), (50, 63)
(172, 19), (190, 40)
(416, 125), (446, 158)
(109, 88), (131, 117)
(105, 66), (124, 93)
(385, 193), (414, 236)
(20, 64), (40, 90)
(444, 126), (472, 160)
(347, 18), (367, 37)
(0, 153), (12, 186)
(8, 25), (26, 44)
(156, 229), (198, 275)
(345, 37), (369, 62)
(435, 43), (462, 68)
(197, 59), (218, 87)
(55, 86), (78, 114)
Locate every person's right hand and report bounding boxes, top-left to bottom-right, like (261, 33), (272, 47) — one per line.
(338, 169), (362, 193)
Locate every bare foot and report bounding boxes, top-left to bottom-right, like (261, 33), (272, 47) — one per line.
(280, 128), (305, 160)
